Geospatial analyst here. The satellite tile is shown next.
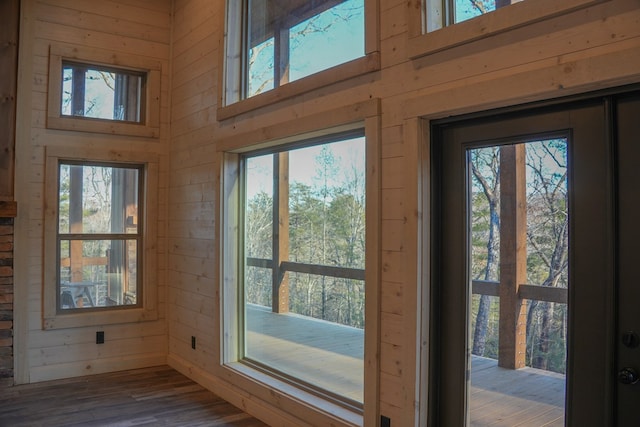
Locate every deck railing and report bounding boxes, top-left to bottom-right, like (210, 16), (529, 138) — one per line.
(472, 280), (568, 304)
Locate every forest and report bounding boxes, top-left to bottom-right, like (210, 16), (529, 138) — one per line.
(244, 140), (366, 330)
(470, 140), (569, 373)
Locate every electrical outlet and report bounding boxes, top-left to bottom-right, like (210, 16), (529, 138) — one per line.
(191, 336), (196, 349)
(380, 415), (391, 427)
(96, 331), (105, 344)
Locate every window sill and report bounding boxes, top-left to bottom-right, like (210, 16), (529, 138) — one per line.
(43, 306), (158, 330)
(217, 52), (380, 121)
(407, 0), (609, 59)
(222, 362), (363, 426)
(46, 116), (160, 139)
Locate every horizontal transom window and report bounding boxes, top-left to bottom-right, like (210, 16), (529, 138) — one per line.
(61, 62), (145, 123)
(220, 0), (381, 119)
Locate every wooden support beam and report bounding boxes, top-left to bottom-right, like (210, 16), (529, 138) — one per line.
(0, 0), (19, 202)
(498, 144), (527, 369)
(272, 152), (290, 313)
(0, 201), (17, 217)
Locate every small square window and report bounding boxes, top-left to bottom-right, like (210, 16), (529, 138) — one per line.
(47, 44), (161, 138)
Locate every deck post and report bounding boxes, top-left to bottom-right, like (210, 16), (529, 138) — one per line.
(69, 165), (85, 306)
(272, 152), (289, 313)
(498, 144), (527, 369)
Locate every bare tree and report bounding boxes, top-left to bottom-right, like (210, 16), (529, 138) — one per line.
(470, 147), (500, 356)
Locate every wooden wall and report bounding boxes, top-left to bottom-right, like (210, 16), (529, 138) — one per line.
(9, 0), (640, 425)
(167, 0), (640, 426)
(13, 0), (171, 384)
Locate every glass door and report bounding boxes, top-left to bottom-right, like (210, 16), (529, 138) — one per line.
(431, 100), (615, 426)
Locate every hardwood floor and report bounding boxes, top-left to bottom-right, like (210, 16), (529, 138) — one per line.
(0, 366), (268, 427)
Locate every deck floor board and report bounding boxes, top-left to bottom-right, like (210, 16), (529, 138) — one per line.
(247, 304), (566, 425)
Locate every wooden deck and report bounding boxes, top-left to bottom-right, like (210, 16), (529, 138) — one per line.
(0, 366), (268, 427)
(246, 304), (364, 402)
(247, 304), (566, 425)
(470, 356), (565, 426)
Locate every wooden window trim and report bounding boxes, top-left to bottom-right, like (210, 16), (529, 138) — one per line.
(43, 146), (159, 330)
(47, 44), (161, 138)
(215, 99), (381, 426)
(406, 0), (610, 59)
(218, 0), (380, 121)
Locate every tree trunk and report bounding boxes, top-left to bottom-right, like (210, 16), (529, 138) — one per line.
(532, 301), (552, 369)
(472, 188), (499, 356)
(472, 295), (491, 355)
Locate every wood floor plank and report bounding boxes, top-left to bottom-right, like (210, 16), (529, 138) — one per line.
(0, 366), (268, 427)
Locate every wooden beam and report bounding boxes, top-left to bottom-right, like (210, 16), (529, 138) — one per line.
(0, 0), (19, 201)
(281, 261), (365, 281)
(60, 256), (108, 268)
(272, 152), (290, 313)
(473, 280), (568, 304)
(519, 284), (568, 305)
(0, 201), (17, 217)
(69, 165), (84, 290)
(471, 280), (500, 297)
(247, 258), (365, 281)
(498, 144), (527, 369)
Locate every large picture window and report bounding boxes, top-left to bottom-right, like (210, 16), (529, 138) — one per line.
(221, 0), (379, 118)
(218, 103), (380, 424)
(242, 133), (366, 405)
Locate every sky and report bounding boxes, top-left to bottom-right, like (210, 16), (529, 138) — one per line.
(245, 137), (366, 201)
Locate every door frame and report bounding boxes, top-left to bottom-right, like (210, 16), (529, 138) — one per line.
(422, 86), (640, 426)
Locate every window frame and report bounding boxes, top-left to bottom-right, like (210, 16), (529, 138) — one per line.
(218, 0), (380, 121)
(406, 0), (609, 59)
(43, 146), (159, 330)
(215, 100), (380, 425)
(240, 129), (367, 409)
(47, 44), (161, 138)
